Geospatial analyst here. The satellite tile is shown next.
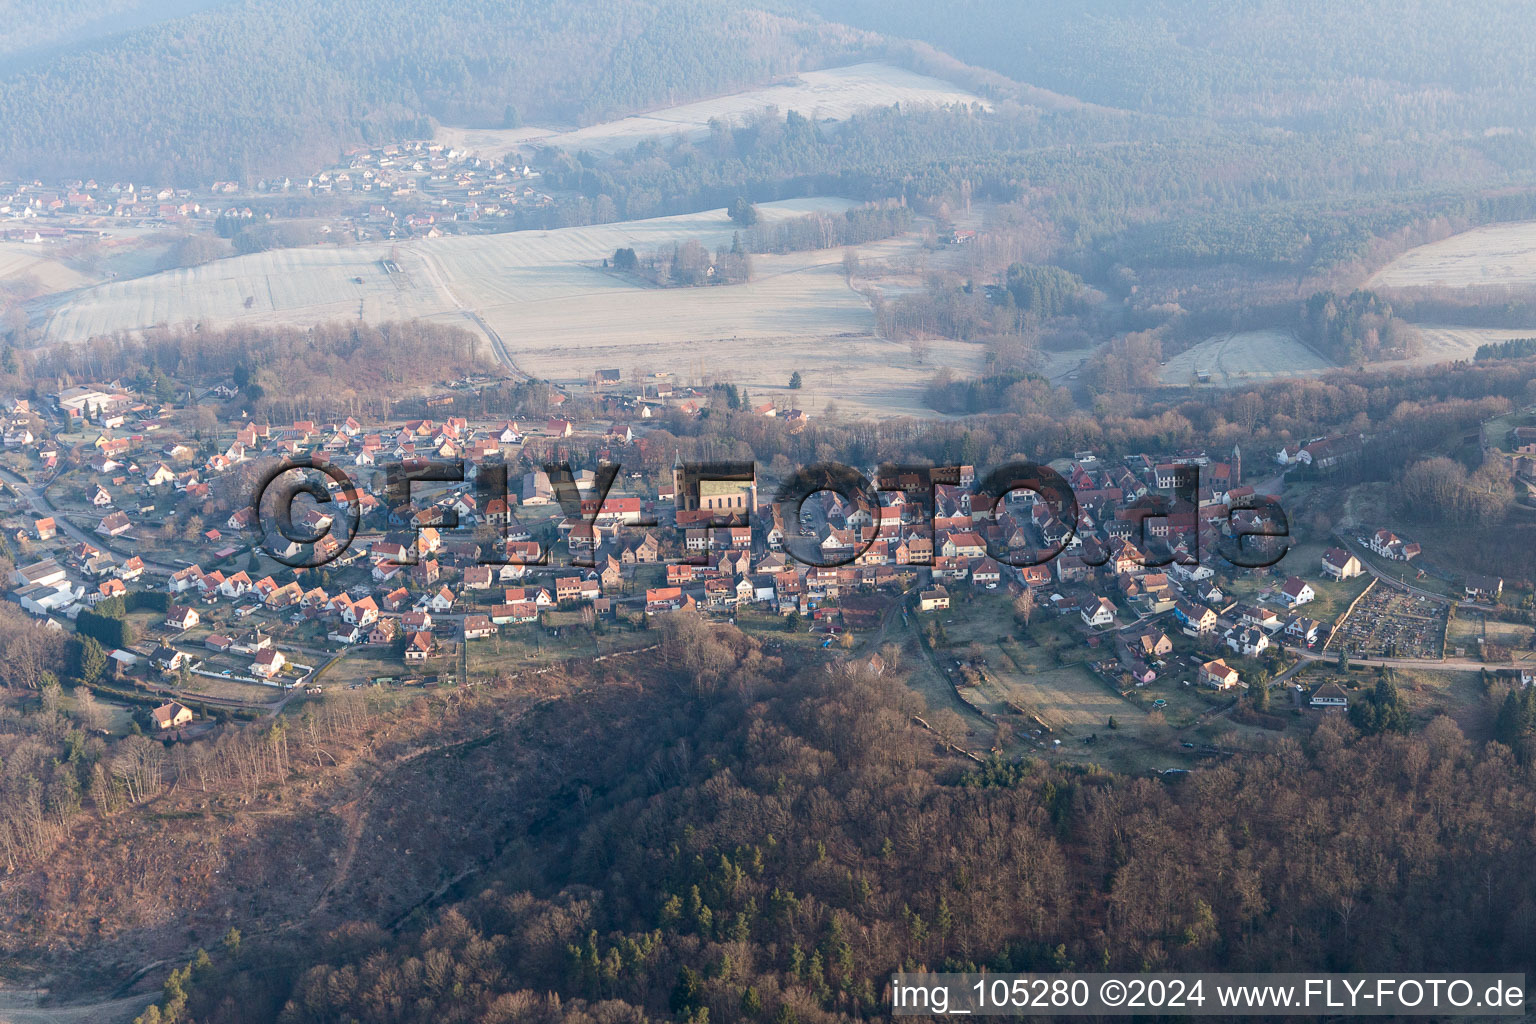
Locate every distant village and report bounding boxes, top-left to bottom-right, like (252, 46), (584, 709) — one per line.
(0, 139), (554, 244)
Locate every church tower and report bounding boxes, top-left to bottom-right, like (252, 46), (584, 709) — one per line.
(672, 448), (685, 511)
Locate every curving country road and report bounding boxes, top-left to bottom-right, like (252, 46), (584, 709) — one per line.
(409, 245), (534, 382)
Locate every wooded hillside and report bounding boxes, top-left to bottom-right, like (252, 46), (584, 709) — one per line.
(0, 0), (874, 182)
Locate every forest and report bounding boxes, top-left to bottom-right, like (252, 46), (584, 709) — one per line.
(75, 615), (1536, 1024)
(1301, 290), (1422, 364)
(525, 99), (1536, 298)
(1475, 337), (1536, 361)
(800, 0), (1536, 135)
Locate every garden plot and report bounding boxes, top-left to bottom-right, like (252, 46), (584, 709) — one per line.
(438, 62), (991, 159)
(1157, 328), (1333, 387)
(990, 662), (1128, 733)
(1368, 221), (1536, 289)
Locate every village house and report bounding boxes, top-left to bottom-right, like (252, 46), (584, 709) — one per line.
(941, 531), (986, 559)
(1278, 576), (1315, 608)
(1369, 529), (1420, 562)
(251, 648), (287, 679)
(1284, 616), (1323, 647)
(1126, 629), (1173, 660)
(971, 558), (1003, 587)
(328, 623), (366, 645)
(918, 586), (950, 612)
(1464, 573), (1503, 602)
(462, 615), (497, 640)
(1309, 681), (1349, 708)
(491, 601), (539, 624)
(96, 511), (131, 537)
(646, 586), (685, 613)
(92, 578), (127, 604)
(1236, 603), (1281, 631)
(1080, 596), (1116, 628)
(151, 701), (193, 731)
(404, 631), (436, 661)
(1321, 547), (1363, 580)
(342, 595), (379, 626)
(151, 645), (189, 673)
(1199, 658), (1241, 690)
(1226, 626), (1269, 657)
(368, 619), (401, 645)
(165, 605), (200, 631)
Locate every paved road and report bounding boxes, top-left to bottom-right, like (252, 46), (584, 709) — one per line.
(1332, 532), (1498, 611)
(1283, 644), (1526, 673)
(0, 465), (180, 574)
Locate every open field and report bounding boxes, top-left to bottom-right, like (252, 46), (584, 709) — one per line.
(0, 988), (152, 1024)
(0, 242), (97, 295)
(1157, 328), (1333, 387)
(1447, 611), (1536, 652)
(437, 62), (991, 159)
(928, 600), (1143, 737)
(0, 228), (183, 305)
(1377, 325), (1536, 367)
(39, 198), (860, 343)
(39, 197), (980, 418)
(1368, 221), (1536, 289)
(1156, 322), (1518, 384)
(992, 660), (1124, 732)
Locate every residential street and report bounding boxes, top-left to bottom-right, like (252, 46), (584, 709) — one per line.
(0, 464), (181, 574)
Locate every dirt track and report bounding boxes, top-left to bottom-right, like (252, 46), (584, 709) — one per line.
(0, 991), (151, 1024)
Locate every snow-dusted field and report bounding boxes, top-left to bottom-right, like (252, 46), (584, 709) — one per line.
(1369, 221), (1536, 289)
(1154, 324), (1536, 386)
(438, 62), (991, 159)
(0, 242), (95, 294)
(1382, 325), (1536, 366)
(1157, 328), (1334, 387)
(40, 242), (445, 340)
(39, 198), (850, 343)
(39, 197), (970, 418)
